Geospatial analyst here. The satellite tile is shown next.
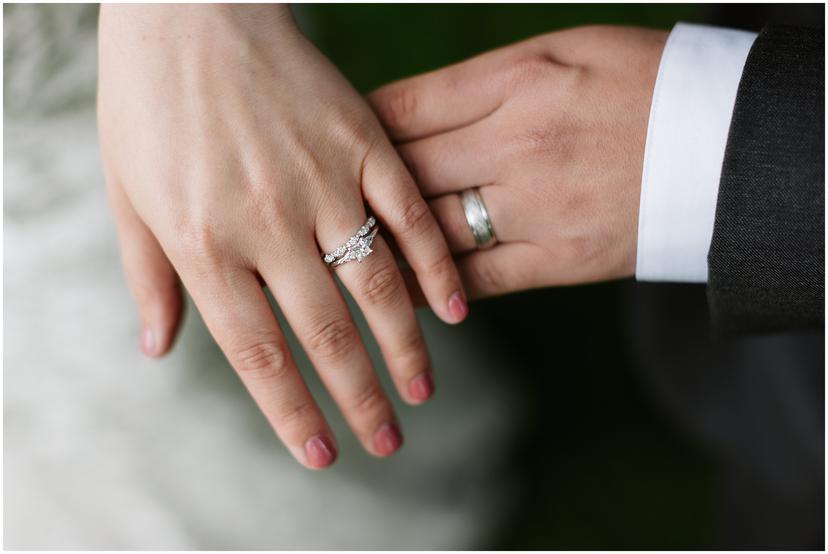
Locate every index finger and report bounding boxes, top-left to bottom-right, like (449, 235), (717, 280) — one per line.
(367, 43), (522, 142)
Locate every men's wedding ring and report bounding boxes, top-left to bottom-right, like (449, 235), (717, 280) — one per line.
(461, 188), (497, 249)
(322, 216), (379, 267)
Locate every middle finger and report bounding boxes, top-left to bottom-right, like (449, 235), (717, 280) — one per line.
(260, 241), (403, 458)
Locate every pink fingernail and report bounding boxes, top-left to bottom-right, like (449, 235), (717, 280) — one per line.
(141, 326), (157, 357)
(373, 423), (403, 457)
(304, 435), (337, 469)
(409, 373), (435, 403)
(448, 291), (468, 323)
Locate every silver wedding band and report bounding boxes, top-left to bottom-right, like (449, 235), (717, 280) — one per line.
(322, 216), (379, 267)
(461, 188), (497, 249)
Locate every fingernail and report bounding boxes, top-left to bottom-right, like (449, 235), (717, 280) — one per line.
(373, 423), (403, 457)
(448, 291), (468, 323)
(304, 435), (337, 469)
(140, 326), (157, 357)
(408, 373), (435, 403)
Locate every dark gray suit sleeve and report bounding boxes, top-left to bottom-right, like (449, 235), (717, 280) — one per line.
(707, 25), (824, 335)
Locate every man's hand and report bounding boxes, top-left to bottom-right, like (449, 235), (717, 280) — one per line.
(369, 26), (667, 299)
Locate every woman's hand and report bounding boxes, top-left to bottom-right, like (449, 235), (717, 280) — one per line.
(369, 26), (667, 298)
(98, 5), (468, 469)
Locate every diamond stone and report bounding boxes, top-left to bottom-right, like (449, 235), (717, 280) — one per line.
(353, 241), (372, 262)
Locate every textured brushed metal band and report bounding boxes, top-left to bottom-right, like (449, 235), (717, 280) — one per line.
(460, 188), (497, 249)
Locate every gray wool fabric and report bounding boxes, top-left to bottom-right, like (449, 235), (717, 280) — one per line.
(708, 25), (825, 335)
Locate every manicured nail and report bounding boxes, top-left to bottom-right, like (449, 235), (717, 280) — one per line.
(448, 291), (468, 322)
(373, 423), (403, 457)
(140, 326), (157, 357)
(304, 435), (337, 469)
(408, 373), (435, 403)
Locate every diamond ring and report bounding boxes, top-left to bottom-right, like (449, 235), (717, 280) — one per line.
(322, 216), (379, 267)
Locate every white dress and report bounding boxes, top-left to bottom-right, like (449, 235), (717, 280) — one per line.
(3, 4), (521, 548)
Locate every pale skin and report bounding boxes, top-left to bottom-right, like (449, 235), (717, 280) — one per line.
(369, 26), (668, 300)
(97, 5), (469, 469)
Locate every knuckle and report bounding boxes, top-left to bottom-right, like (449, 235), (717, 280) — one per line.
(471, 256), (505, 292)
(361, 265), (402, 307)
(509, 122), (567, 158)
(249, 198), (292, 237)
(178, 223), (218, 257)
(293, 148), (327, 189)
(564, 234), (603, 268)
(329, 110), (376, 152)
(397, 198), (434, 238)
(278, 401), (314, 427)
(425, 250), (456, 282)
(380, 85), (418, 131)
(556, 65), (590, 101)
(176, 222), (224, 266)
(503, 55), (550, 89)
(233, 340), (291, 382)
(307, 318), (357, 361)
(394, 332), (429, 374)
(130, 279), (180, 311)
(573, 24), (614, 40)
(350, 380), (386, 415)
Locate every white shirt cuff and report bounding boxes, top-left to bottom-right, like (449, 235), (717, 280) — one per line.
(635, 23), (757, 283)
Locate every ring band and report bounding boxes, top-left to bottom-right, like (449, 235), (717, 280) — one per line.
(461, 188), (497, 249)
(322, 216), (379, 267)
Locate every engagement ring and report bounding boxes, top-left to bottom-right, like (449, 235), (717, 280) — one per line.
(322, 216), (379, 267)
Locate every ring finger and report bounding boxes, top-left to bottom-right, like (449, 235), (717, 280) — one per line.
(428, 185), (517, 255)
(317, 206), (435, 407)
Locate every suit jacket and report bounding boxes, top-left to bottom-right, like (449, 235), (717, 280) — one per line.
(708, 25), (825, 335)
